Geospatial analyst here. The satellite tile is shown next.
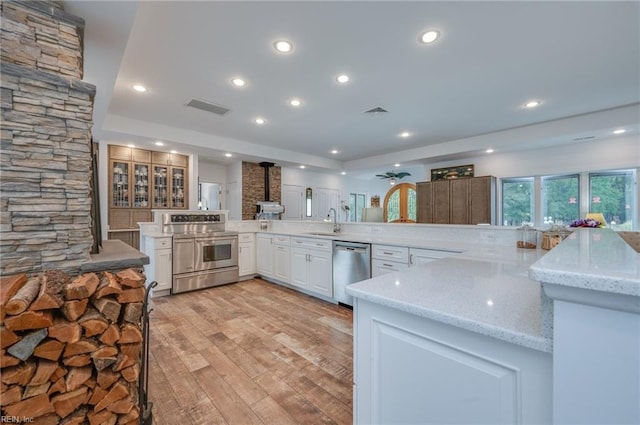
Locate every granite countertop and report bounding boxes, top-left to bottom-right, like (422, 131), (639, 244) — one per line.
(530, 228), (640, 296)
(347, 256), (552, 353)
(81, 240), (149, 273)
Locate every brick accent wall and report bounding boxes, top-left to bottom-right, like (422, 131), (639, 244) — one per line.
(241, 162), (281, 220)
(0, 1), (96, 276)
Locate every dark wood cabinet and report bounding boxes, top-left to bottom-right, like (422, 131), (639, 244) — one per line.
(417, 176), (496, 225)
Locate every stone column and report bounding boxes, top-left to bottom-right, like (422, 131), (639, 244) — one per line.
(1, 1), (96, 275)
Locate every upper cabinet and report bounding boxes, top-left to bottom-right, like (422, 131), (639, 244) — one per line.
(417, 176), (496, 225)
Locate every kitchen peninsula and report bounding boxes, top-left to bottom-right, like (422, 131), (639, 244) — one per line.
(347, 227), (639, 424)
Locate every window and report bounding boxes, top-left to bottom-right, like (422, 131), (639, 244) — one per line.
(542, 174), (579, 225)
(502, 178), (534, 226)
(589, 170), (636, 230)
(383, 183), (416, 223)
(349, 193), (366, 222)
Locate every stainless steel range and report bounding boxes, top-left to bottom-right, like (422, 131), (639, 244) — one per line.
(163, 213), (239, 294)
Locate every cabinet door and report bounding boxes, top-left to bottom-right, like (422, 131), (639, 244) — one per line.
(308, 250), (333, 297)
(256, 236), (274, 277)
(283, 184), (303, 220)
(290, 248), (308, 288)
(132, 148), (151, 163)
(110, 160), (131, 208)
(416, 182), (433, 223)
(409, 248), (453, 266)
(155, 249), (172, 291)
(109, 145), (131, 161)
(470, 176), (495, 225)
(171, 154), (188, 167)
(433, 180), (451, 224)
(152, 165), (169, 208)
(450, 179), (470, 224)
(152, 151), (172, 165)
(170, 167), (187, 208)
(239, 242), (256, 276)
(132, 163), (150, 208)
(274, 245), (290, 283)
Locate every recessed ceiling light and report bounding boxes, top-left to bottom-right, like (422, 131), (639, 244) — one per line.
(155, 141), (164, 146)
(231, 78), (246, 87)
(399, 131), (411, 138)
(132, 84), (147, 93)
(486, 148), (494, 153)
(299, 165), (306, 169)
(336, 74), (350, 84)
(419, 30), (440, 44)
(341, 171), (347, 175)
(254, 117), (266, 125)
(524, 100), (541, 108)
(274, 40), (293, 53)
(126, 144), (135, 148)
(225, 153), (233, 157)
(613, 129), (626, 135)
(330, 149), (339, 154)
(394, 163), (401, 167)
(170, 150), (177, 154)
(289, 98), (302, 107)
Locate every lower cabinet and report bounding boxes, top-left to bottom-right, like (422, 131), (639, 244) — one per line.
(142, 235), (172, 295)
(354, 299), (552, 424)
(409, 247), (459, 266)
(238, 233), (256, 278)
(256, 233), (274, 278)
(274, 243), (290, 283)
(290, 237), (333, 298)
(372, 244), (409, 277)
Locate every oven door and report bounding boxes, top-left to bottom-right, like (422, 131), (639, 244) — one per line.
(195, 236), (238, 271)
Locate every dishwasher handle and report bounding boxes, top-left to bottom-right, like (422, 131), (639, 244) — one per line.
(334, 245), (368, 254)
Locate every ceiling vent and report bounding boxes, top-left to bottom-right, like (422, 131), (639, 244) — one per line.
(363, 106), (388, 114)
(573, 136), (596, 141)
(186, 99), (231, 116)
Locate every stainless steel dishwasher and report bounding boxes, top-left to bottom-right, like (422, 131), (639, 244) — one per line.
(333, 241), (371, 307)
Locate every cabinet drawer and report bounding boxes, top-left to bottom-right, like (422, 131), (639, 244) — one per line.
(156, 237), (172, 249)
(372, 244), (409, 262)
(239, 233), (256, 243)
(291, 237), (332, 251)
(273, 235), (291, 245)
(372, 258), (410, 276)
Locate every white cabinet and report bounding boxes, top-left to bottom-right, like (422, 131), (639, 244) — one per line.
(238, 233), (256, 278)
(290, 237), (333, 297)
(354, 299), (552, 424)
(142, 236), (172, 296)
(273, 236), (291, 283)
(257, 233), (290, 284)
(409, 247), (458, 266)
(372, 244), (409, 277)
(256, 233), (274, 278)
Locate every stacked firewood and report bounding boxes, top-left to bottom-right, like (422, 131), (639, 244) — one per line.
(0, 268), (146, 425)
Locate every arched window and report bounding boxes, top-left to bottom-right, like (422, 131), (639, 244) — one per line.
(383, 183), (416, 223)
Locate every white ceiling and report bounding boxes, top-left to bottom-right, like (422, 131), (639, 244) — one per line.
(65, 1), (640, 175)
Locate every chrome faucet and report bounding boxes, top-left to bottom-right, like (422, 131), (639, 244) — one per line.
(328, 208), (341, 233)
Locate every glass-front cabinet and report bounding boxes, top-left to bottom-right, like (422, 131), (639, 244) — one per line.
(110, 160), (130, 208)
(152, 165), (187, 209)
(152, 165), (169, 208)
(171, 167), (186, 208)
(108, 145), (188, 249)
(133, 163), (150, 208)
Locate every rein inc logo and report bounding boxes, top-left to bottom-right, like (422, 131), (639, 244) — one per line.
(1, 416), (34, 423)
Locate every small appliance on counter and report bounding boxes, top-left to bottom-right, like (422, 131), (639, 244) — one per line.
(256, 201), (285, 220)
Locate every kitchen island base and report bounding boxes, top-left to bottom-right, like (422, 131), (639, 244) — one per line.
(353, 299), (552, 424)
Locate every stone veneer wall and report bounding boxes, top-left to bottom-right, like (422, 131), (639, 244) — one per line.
(241, 162), (281, 220)
(0, 1), (96, 276)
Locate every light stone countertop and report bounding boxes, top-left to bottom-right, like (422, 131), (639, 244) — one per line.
(347, 256), (552, 353)
(530, 228), (640, 296)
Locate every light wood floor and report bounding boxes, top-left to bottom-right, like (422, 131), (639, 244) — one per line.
(147, 278), (354, 425)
